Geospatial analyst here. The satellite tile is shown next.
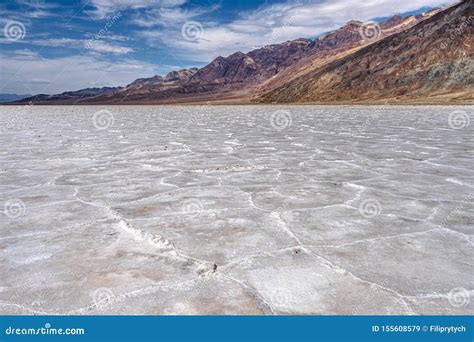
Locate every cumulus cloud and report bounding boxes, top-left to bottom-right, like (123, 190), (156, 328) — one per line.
(86, 0), (188, 19)
(0, 50), (157, 94)
(130, 6), (211, 27)
(142, 0), (456, 62)
(13, 0), (56, 18)
(29, 38), (133, 54)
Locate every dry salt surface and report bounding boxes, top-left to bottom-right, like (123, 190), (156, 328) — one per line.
(0, 105), (473, 315)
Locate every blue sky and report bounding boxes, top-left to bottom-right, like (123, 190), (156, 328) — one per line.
(0, 0), (455, 95)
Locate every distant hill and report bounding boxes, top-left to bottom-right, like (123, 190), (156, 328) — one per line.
(15, 87), (119, 105)
(0, 94), (31, 103)
(89, 68), (199, 104)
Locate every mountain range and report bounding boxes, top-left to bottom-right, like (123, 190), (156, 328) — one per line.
(11, 0), (473, 105)
(0, 94), (31, 103)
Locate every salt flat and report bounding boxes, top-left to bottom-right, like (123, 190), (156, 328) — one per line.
(0, 105), (473, 315)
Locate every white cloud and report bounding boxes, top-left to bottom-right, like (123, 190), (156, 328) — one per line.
(86, 0), (218, 29)
(99, 33), (131, 41)
(130, 5), (211, 27)
(87, 41), (133, 54)
(143, 0), (457, 62)
(0, 50), (157, 94)
(29, 38), (133, 54)
(0, 37), (133, 55)
(16, 0), (56, 19)
(86, 0), (187, 19)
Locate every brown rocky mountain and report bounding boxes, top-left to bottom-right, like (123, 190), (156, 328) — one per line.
(95, 68), (199, 103)
(258, 0), (473, 104)
(86, 12), (433, 104)
(86, 39), (313, 104)
(126, 68), (198, 89)
(93, 12), (433, 104)
(191, 38), (314, 86)
(255, 10), (441, 95)
(16, 87), (120, 104)
(15, 69), (197, 105)
(12, 4), (464, 105)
